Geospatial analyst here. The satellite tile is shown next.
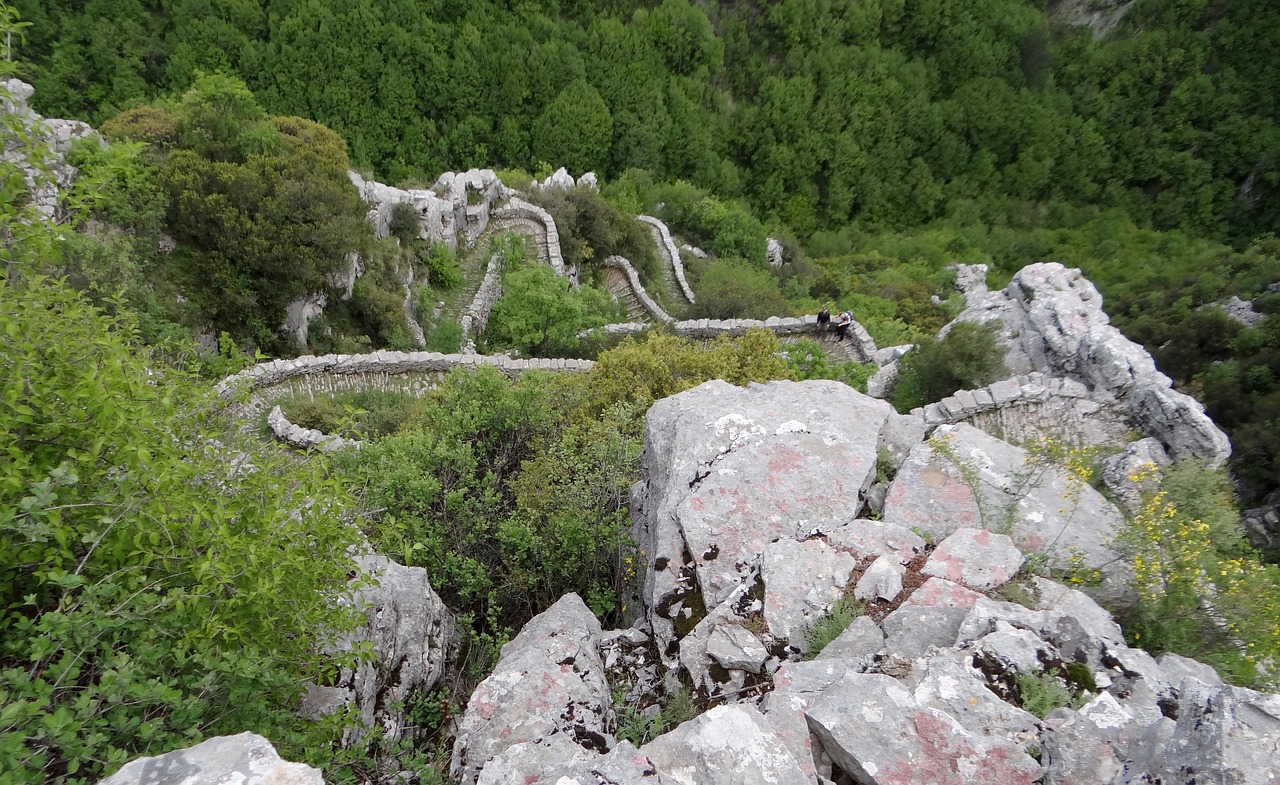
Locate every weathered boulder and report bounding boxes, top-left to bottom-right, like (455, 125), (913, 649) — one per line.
(761, 537), (856, 644)
(1042, 693), (1144, 785)
(300, 550), (455, 747)
(98, 733), (322, 785)
(1121, 682), (1280, 785)
(883, 423), (1130, 603)
(451, 594), (612, 785)
(632, 380), (893, 660)
(805, 673), (1040, 785)
(474, 737), (673, 785)
(922, 527), (1024, 590)
(705, 624), (769, 673)
(641, 704), (812, 785)
(882, 578), (982, 658)
(1099, 437), (1169, 514)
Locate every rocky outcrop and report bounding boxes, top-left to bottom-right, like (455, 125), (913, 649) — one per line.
(1207, 294), (1266, 327)
(450, 594), (612, 785)
(447, 379), (1277, 785)
(884, 422), (1131, 603)
(98, 733), (323, 785)
(300, 551), (456, 747)
(2, 78), (99, 220)
(347, 168), (507, 252)
(947, 262), (1231, 467)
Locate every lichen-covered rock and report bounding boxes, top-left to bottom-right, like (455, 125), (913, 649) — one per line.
(762, 537), (856, 643)
(943, 262), (1230, 467)
(300, 550), (455, 747)
(705, 624), (769, 673)
(884, 423), (1130, 603)
(451, 594), (612, 785)
(98, 733), (323, 785)
(816, 615), (885, 662)
(641, 704), (812, 785)
(632, 380), (892, 660)
(1042, 693), (1144, 785)
(805, 673), (1040, 785)
(922, 528), (1024, 590)
(1121, 683), (1280, 785)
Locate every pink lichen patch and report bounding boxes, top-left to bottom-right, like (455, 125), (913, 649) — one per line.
(903, 578), (981, 610)
(875, 711), (1036, 785)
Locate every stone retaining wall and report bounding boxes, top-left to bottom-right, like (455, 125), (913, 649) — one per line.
(491, 198), (567, 277)
(912, 372), (1130, 447)
(459, 252), (504, 343)
(590, 315), (879, 363)
(219, 351), (595, 450)
(600, 256), (675, 324)
(638, 215), (696, 304)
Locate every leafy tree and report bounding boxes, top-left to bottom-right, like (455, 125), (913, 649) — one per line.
(688, 258), (792, 320)
(530, 79), (613, 175)
(486, 263), (620, 357)
(0, 276), (363, 783)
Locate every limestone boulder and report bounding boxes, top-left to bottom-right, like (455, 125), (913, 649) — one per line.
(705, 624), (769, 673)
(451, 594), (612, 785)
(761, 537), (856, 644)
(883, 423), (1130, 603)
(98, 733), (322, 785)
(815, 615), (885, 662)
(922, 527), (1024, 590)
(1121, 683), (1280, 785)
(300, 550), (455, 747)
(1041, 693), (1145, 785)
(641, 704), (812, 785)
(632, 380), (892, 660)
(805, 673), (1040, 785)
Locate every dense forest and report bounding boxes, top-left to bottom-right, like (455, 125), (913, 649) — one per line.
(4, 0), (1280, 782)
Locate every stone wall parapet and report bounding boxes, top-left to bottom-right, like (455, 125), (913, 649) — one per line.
(600, 255), (675, 324)
(492, 198), (567, 277)
(637, 215), (696, 304)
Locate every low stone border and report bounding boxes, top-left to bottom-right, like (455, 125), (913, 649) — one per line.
(492, 198), (566, 277)
(587, 315), (879, 363)
(219, 351), (596, 450)
(459, 252), (504, 342)
(638, 215), (696, 304)
(914, 373), (1099, 426)
(601, 256), (675, 324)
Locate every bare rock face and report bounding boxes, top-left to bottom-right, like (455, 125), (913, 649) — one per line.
(946, 262), (1230, 467)
(922, 527), (1024, 590)
(300, 551), (456, 748)
(631, 379), (895, 660)
(98, 733), (323, 785)
(450, 593), (612, 785)
(883, 423), (1131, 603)
(640, 704), (812, 785)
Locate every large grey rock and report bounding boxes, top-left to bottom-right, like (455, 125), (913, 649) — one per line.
(641, 704), (811, 785)
(705, 624), (769, 673)
(451, 594), (611, 785)
(1156, 652), (1224, 688)
(98, 733), (322, 785)
(822, 518), (927, 565)
(475, 737), (674, 785)
(922, 527), (1024, 590)
(882, 578), (982, 658)
(762, 537), (856, 644)
(301, 551), (455, 747)
(944, 262), (1230, 467)
(1121, 683), (1280, 785)
(1100, 437), (1170, 514)
(906, 651), (1040, 742)
(805, 673), (1040, 785)
(884, 423), (1131, 603)
(1041, 693), (1144, 785)
(632, 380), (892, 660)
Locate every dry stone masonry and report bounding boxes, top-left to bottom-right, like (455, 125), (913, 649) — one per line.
(638, 215), (697, 304)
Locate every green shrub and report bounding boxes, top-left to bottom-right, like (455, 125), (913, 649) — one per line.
(1014, 672), (1076, 719)
(688, 258), (791, 320)
(421, 242), (463, 290)
(893, 321), (1007, 411)
(389, 202), (421, 245)
(427, 320), (465, 354)
(802, 598), (863, 657)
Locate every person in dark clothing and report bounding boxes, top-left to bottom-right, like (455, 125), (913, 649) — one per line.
(817, 305), (831, 330)
(834, 310), (852, 341)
